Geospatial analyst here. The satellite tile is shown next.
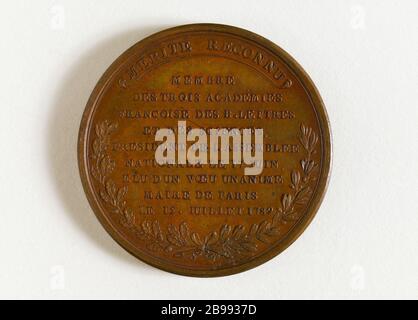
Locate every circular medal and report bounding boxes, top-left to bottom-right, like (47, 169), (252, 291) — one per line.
(78, 24), (331, 277)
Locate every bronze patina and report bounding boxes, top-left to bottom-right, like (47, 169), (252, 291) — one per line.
(78, 24), (332, 277)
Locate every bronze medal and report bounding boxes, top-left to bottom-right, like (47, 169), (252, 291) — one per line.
(78, 24), (331, 277)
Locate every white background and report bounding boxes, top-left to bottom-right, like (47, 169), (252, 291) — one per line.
(0, 0), (417, 300)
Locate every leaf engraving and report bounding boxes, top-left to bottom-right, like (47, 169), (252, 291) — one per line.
(90, 121), (319, 264)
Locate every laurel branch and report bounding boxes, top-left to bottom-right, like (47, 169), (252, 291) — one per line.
(90, 121), (318, 264)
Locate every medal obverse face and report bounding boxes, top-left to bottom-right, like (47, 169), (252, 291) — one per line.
(78, 24), (331, 277)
